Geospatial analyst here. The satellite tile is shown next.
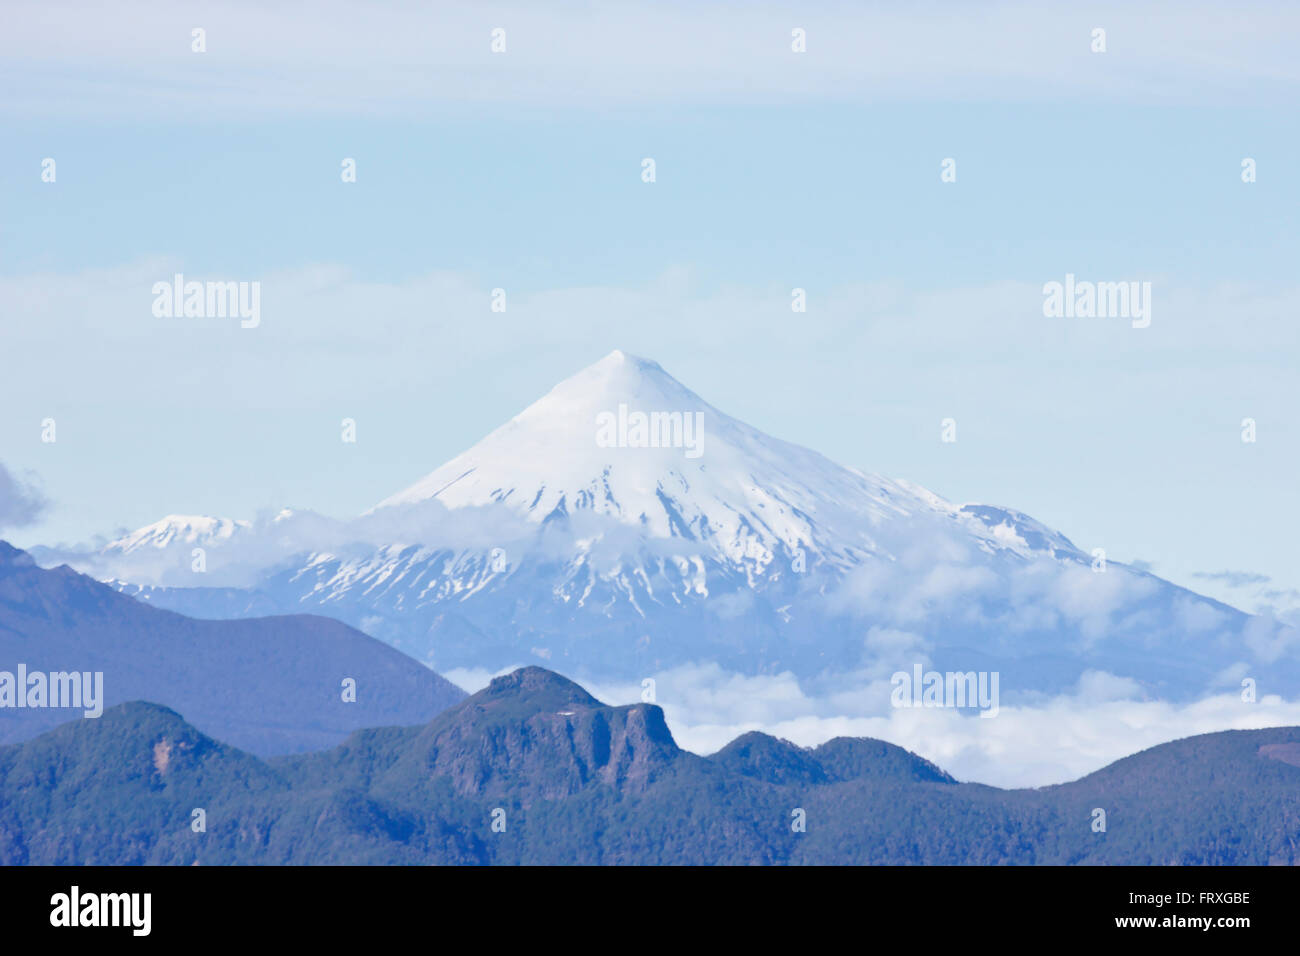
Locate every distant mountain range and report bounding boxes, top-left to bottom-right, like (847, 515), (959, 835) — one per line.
(51, 351), (1298, 702)
(0, 542), (464, 754)
(2, 665), (1298, 865)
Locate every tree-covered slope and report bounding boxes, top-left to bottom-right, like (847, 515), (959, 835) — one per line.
(2, 667), (1297, 865)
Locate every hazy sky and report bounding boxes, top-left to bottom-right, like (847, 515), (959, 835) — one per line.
(2, 1), (1298, 620)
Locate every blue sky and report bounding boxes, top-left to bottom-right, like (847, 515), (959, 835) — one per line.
(2, 0), (1299, 620)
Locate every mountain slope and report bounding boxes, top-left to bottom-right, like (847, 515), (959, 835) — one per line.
(74, 351), (1297, 697)
(103, 514), (251, 556)
(370, 351), (1069, 572)
(0, 541), (465, 754)
(2, 667), (1298, 865)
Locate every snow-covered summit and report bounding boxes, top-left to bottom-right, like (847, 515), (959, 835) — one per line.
(82, 351), (1286, 693)
(104, 514), (250, 555)
(369, 350), (1075, 573)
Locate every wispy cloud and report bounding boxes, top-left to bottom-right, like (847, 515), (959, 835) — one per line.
(3, 1), (1298, 116)
(1194, 569), (1271, 588)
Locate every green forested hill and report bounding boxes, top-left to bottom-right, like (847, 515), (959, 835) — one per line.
(2, 667), (1297, 865)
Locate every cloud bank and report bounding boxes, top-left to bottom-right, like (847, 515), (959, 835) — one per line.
(448, 661), (1300, 789)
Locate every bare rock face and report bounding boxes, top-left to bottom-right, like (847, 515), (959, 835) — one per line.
(4, 672), (1300, 864)
(411, 667), (682, 803)
(1258, 741), (1300, 768)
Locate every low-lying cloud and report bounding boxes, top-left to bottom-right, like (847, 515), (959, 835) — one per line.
(578, 663), (1300, 789)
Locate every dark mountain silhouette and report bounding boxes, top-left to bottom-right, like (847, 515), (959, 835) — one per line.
(0, 541), (464, 754)
(2, 665), (1297, 865)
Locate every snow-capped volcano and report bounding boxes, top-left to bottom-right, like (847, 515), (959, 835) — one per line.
(370, 350), (1078, 576)
(77, 351), (1296, 695)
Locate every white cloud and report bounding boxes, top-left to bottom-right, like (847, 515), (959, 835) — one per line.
(1243, 613), (1300, 664)
(5, 262), (1299, 409)
(585, 662), (1300, 788)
